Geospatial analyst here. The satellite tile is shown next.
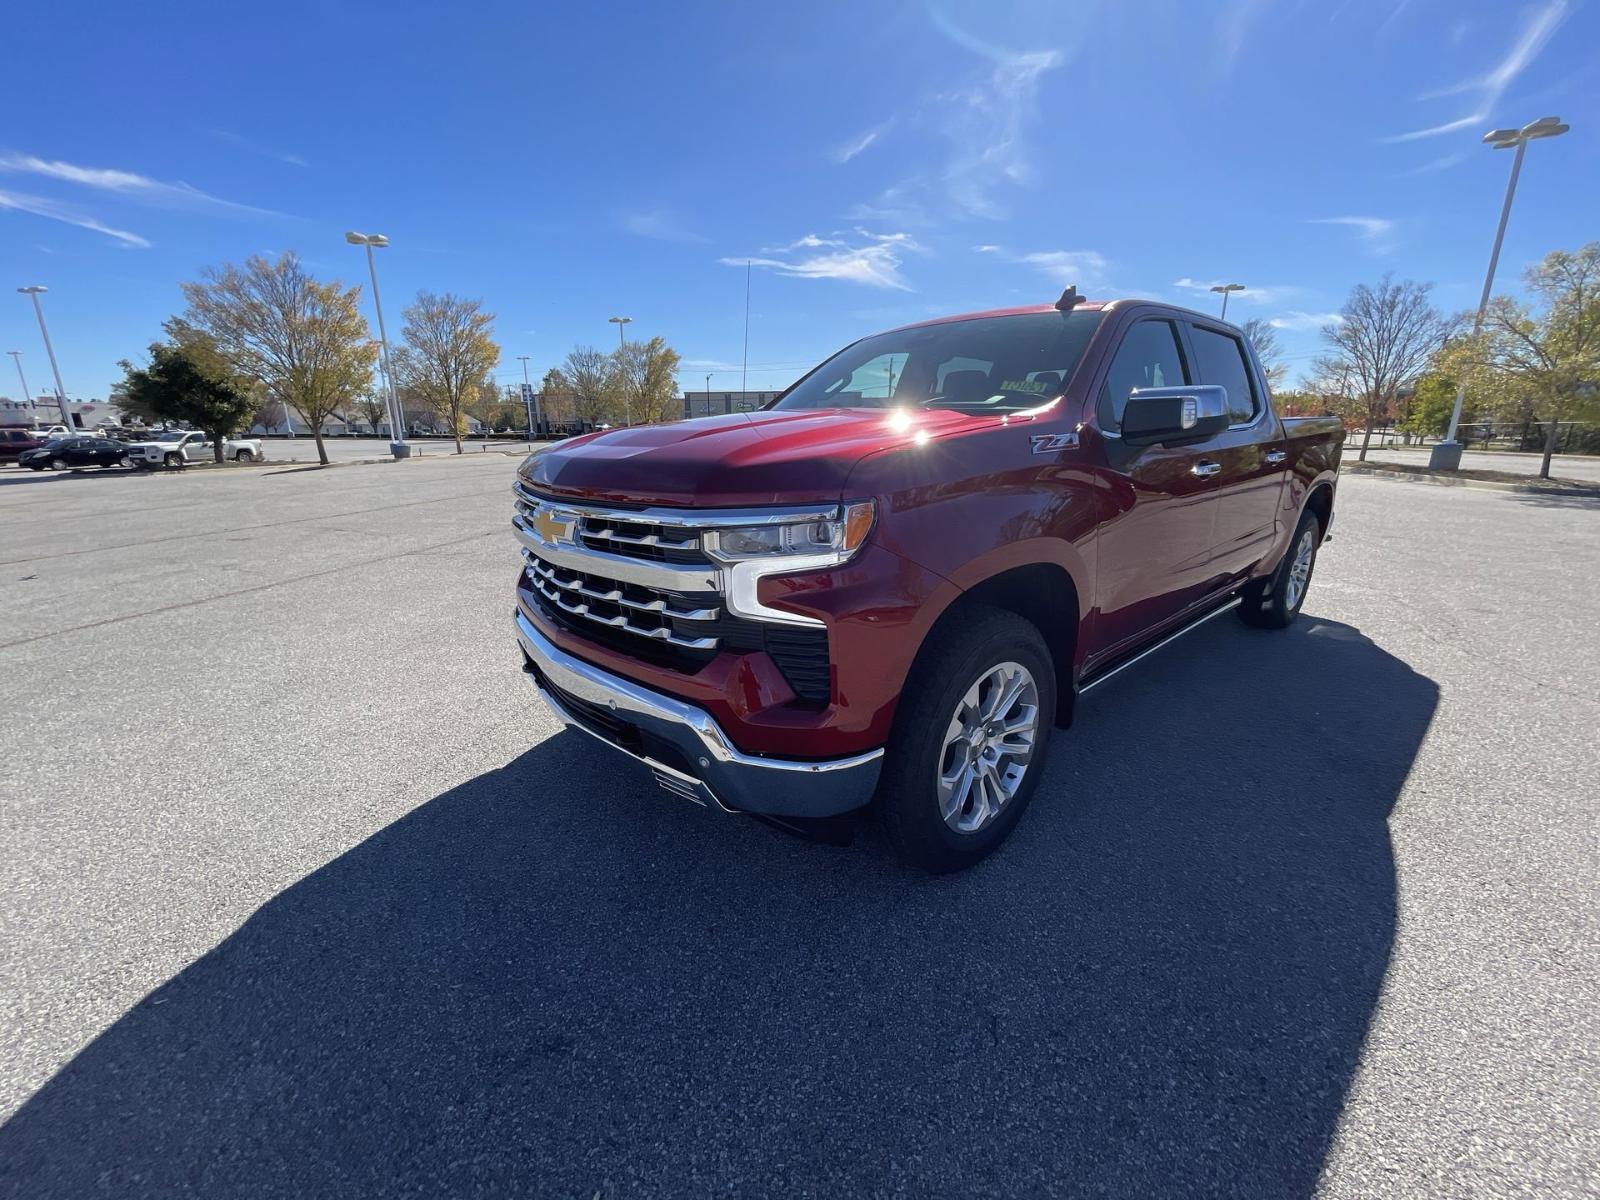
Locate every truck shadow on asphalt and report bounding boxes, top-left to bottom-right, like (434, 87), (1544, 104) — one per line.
(0, 616), (1437, 1199)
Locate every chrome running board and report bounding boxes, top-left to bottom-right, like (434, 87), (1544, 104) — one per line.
(1078, 596), (1242, 695)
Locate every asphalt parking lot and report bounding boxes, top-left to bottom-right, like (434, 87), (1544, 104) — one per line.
(0, 458), (1595, 1198)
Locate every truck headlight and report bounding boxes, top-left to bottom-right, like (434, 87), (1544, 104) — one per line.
(704, 500), (876, 566)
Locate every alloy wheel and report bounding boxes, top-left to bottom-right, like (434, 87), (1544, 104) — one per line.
(1284, 527), (1316, 610)
(936, 660), (1040, 834)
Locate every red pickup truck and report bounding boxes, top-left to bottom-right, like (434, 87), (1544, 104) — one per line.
(514, 291), (1344, 870)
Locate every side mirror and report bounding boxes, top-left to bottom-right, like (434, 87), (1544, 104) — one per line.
(1120, 385), (1229, 446)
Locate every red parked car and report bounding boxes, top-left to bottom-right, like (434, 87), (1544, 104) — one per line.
(0, 428), (44, 464)
(513, 291), (1344, 870)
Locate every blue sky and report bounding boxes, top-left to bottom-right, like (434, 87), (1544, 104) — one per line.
(5, 0), (1597, 402)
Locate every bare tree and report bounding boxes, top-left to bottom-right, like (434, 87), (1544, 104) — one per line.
(397, 292), (501, 453)
(351, 387), (390, 436)
(1321, 276), (1456, 461)
(178, 253), (376, 466)
(1239, 318), (1288, 391)
(561, 346), (619, 427)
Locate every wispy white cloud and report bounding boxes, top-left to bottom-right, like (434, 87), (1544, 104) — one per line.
(1173, 277), (1304, 305)
(207, 128), (309, 168)
(0, 189), (150, 247)
(722, 230), (923, 291)
(1219, 0), (1272, 74)
(681, 358), (744, 372)
(1311, 216), (1397, 254)
(833, 121), (891, 164)
(1381, 114), (1484, 143)
(973, 244), (1112, 292)
(1383, 0), (1567, 141)
(1400, 151), (1471, 176)
(621, 210), (708, 244)
(0, 154), (281, 216)
(1015, 249), (1110, 287)
(848, 6), (1069, 221)
(1268, 311), (1344, 332)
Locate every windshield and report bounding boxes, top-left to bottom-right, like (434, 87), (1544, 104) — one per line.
(773, 310), (1103, 415)
(155, 432), (185, 442)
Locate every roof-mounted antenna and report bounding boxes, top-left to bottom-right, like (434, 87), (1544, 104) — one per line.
(1054, 285), (1083, 311)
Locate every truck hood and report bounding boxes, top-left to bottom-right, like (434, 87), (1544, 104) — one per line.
(520, 408), (1007, 507)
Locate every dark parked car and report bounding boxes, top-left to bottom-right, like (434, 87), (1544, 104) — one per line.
(0, 428), (45, 464)
(19, 436), (132, 471)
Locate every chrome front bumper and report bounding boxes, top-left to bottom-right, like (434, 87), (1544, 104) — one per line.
(514, 611), (883, 818)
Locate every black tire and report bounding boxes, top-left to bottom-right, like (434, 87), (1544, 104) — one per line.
(164, 452), (182, 469)
(234, 449), (253, 462)
(877, 605), (1056, 872)
(117, 455), (131, 468)
(1239, 509), (1323, 629)
(50, 457), (68, 471)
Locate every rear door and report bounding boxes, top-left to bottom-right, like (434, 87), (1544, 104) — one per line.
(1183, 320), (1286, 583)
(1087, 316), (1225, 660)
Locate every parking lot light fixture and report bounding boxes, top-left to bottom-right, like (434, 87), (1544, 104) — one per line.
(17, 287), (74, 433)
(608, 316), (633, 426)
(1431, 116), (1571, 471)
(1209, 283), (1245, 321)
(345, 232), (407, 458)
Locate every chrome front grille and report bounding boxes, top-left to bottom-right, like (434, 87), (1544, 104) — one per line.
(512, 482), (835, 699)
(523, 553), (719, 650)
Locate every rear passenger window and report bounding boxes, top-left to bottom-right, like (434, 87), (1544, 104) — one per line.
(1098, 319), (1189, 429)
(1188, 325), (1258, 424)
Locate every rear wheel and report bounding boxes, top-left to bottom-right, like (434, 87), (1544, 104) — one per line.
(1239, 509), (1322, 629)
(877, 606), (1056, 872)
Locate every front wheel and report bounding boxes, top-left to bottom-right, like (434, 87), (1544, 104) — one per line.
(234, 449), (254, 462)
(1239, 510), (1322, 629)
(877, 606), (1056, 872)
(163, 453), (182, 469)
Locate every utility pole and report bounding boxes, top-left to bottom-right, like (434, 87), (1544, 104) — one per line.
(7, 350), (31, 409)
(16, 288), (74, 432)
(608, 316), (633, 426)
(345, 232), (409, 459)
(517, 355), (540, 445)
(1432, 116), (1570, 470)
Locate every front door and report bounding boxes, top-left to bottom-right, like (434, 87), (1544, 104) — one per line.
(1087, 316), (1225, 663)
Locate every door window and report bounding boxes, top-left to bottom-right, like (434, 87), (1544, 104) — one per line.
(1188, 325), (1259, 424)
(1097, 320), (1189, 430)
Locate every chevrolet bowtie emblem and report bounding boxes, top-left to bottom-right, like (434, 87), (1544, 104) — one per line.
(532, 507), (576, 544)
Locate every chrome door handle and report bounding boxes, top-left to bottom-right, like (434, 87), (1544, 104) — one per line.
(1265, 449), (1287, 464)
(1191, 460), (1222, 478)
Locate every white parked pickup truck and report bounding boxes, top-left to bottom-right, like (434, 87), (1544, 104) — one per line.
(126, 430), (265, 468)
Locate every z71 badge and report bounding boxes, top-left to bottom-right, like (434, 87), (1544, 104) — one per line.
(1029, 431), (1079, 454)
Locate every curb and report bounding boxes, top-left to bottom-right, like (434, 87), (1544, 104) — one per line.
(1342, 461), (1600, 498)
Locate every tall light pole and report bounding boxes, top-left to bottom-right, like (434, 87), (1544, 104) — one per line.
(608, 316), (633, 426)
(1209, 283), (1245, 321)
(17, 287), (74, 432)
(7, 350), (31, 410)
(705, 372), (713, 415)
(345, 232), (409, 459)
(1431, 115), (1570, 470)
(516, 354), (542, 444)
